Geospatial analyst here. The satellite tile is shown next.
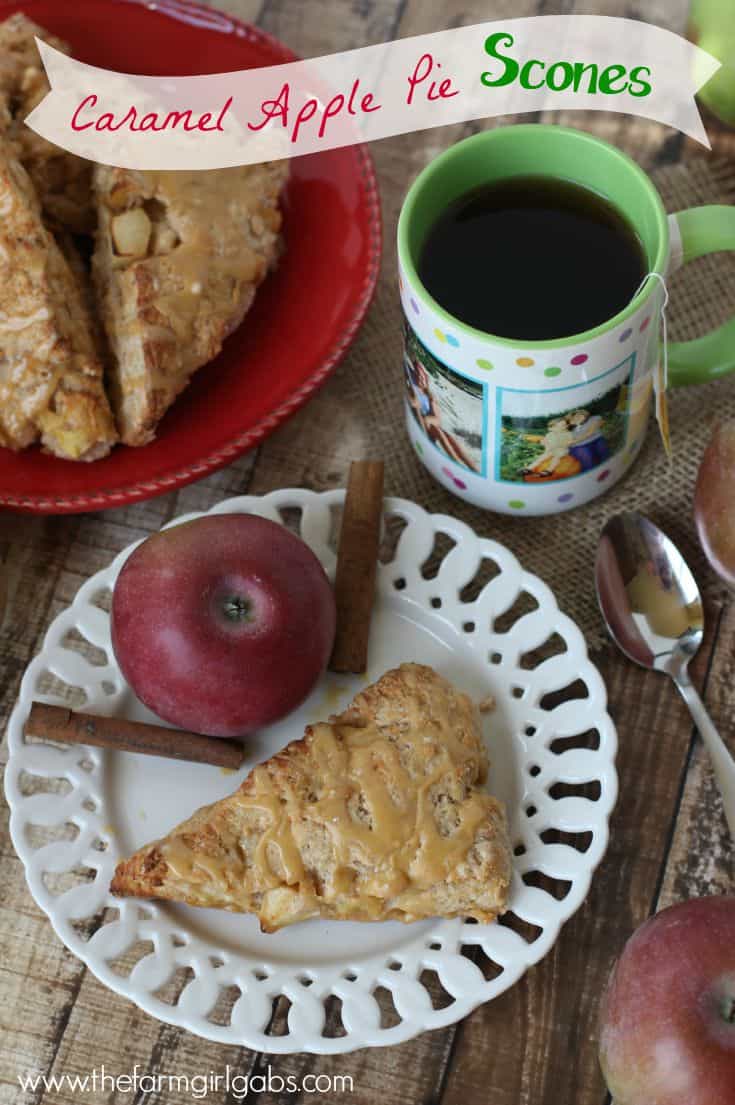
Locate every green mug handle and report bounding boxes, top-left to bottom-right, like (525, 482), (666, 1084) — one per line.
(668, 206), (735, 387)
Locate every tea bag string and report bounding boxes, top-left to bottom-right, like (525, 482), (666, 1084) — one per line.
(635, 270), (670, 390)
(635, 270), (672, 459)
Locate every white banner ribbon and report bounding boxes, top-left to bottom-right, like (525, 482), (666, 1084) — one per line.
(27, 16), (720, 169)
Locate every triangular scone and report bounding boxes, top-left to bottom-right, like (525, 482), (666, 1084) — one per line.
(0, 14), (94, 234)
(92, 161), (288, 446)
(111, 663), (512, 932)
(0, 140), (117, 460)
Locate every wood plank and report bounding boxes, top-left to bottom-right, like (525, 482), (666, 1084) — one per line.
(0, 852), (89, 1105)
(439, 612), (720, 1105)
(5, 3), (730, 1105)
(36, 988), (257, 1105)
(686, 111), (735, 162)
(258, 0), (405, 52)
(535, 0), (692, 170)
(657, 598), (735, 906)
(217, 0), (263, 23)
(0, 510), (91, 1105)
(0, 456), (260, 1104)
(246, 1032), (457, 1105)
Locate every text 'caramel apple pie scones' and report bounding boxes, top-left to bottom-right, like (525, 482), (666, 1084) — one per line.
(92, 162), (288, 446)
(111, 664), (512, 932)
(0, 142), (117, 460)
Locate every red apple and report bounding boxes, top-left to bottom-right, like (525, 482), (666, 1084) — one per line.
(695, 420), (735, 589)
(599, 896), (735, 1105)
(111, 514), (336, 736)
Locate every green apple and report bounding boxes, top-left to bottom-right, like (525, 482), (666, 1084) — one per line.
(690, 0), (735, 126)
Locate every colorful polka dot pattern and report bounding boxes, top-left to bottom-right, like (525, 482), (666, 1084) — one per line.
(442, 466), (467, 491)
(508, 500), (525, 510)
(433, 327), (460, 347)
(401, 340), (637, 378)
(558, 493), (574, 504)
(403, 314), (658, 426)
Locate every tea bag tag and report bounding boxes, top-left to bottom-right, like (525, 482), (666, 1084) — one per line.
(638, 272), (672, 458)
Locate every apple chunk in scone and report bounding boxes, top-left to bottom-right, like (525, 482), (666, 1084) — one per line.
(92, 161), (289, 446)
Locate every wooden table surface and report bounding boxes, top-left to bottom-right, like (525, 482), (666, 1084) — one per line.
(2, 1), (734, 1103)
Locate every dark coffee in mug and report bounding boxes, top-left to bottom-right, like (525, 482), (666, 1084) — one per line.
(417, 176), (647, 341)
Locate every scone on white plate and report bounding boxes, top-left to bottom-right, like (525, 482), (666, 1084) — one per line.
(111, 663), (512, 932)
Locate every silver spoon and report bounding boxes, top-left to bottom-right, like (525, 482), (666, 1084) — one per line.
(596, 511), (735, 837)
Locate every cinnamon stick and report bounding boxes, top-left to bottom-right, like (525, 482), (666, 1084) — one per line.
(329, 459), (384, 674)
(24, 703), (245, 769)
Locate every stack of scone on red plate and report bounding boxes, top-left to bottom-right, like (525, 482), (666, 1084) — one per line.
(0, 13), (288, 460)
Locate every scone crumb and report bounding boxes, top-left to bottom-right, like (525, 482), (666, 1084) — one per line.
(478, 694), (496, 714)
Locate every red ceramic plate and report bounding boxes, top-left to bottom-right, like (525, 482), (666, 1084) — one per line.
(0, 0), (381, 513)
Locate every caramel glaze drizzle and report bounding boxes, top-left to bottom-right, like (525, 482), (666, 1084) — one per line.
(104, 165), (284, 338)
(161, 668), (495, 924)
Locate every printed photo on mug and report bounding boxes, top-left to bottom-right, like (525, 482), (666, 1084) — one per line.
(404, 324), (486, 476)
(496, 355), (635, 484)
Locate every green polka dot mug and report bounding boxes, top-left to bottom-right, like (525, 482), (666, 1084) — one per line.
(397, 124), (735, 515)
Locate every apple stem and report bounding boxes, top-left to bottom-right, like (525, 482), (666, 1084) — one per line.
(222, 596), (253, 622)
